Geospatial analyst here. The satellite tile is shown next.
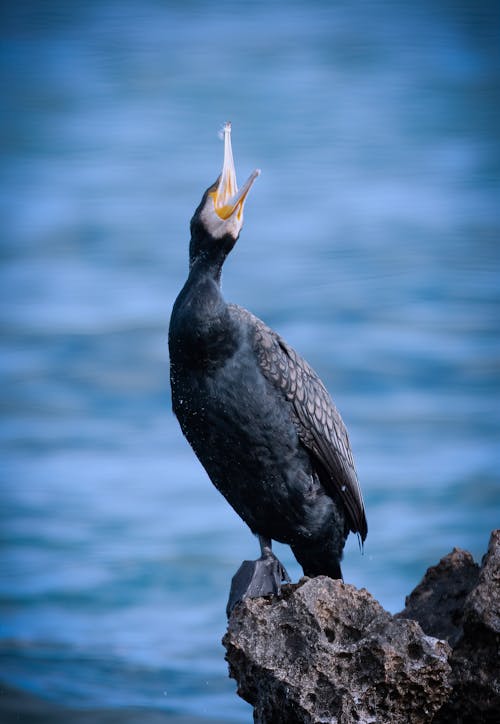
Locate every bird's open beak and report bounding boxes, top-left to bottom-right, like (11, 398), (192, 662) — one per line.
(212, 122), (260, 221)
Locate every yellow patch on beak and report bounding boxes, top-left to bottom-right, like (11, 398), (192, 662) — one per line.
(211, 122), (260, 220)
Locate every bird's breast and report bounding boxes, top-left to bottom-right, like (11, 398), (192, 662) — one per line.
(172, 343), (297, 466)
(169, 283), (241, 372)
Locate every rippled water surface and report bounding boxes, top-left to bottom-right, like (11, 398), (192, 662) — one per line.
(1, 1), (499, 721)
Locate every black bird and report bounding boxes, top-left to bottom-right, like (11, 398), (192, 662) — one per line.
(169, 123), (367, 613)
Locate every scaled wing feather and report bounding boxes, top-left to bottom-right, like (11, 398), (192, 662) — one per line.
(232, 305), (367, 540)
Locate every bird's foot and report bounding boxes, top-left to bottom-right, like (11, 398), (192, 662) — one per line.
(226, 550), (290, 617)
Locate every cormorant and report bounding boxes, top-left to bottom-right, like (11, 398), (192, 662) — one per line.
(169, 123), (367, 614)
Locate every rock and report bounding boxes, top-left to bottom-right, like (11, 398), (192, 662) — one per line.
(397, 547), (480, 646)
(223, 530), (499, 724)
(223, 578), (452, 723)
(434, 530), (500, 724)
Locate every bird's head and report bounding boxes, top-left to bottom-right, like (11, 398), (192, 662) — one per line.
(189, 123), (260, 265)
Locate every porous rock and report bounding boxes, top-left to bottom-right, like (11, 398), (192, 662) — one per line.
(397, 546), (480, 646)
(223, 530), (499, 724)
(434, 530), (500, 723)
(223, 577), (451, 724)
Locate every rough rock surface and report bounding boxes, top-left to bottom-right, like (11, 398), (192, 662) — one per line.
(434, 530), (500, 724)
(397, 547), (480, 646)
(224, 578), (451, 723)
(223, 530), (499, 724)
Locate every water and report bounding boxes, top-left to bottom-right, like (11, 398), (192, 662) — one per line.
(1, 1), (499, 721)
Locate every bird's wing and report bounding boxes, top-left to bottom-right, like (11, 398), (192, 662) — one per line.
(233, 306), (367, 541)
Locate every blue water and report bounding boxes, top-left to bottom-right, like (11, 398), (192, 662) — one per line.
(1, 1), (499, 721)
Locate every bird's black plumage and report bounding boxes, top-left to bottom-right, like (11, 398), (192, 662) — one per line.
(168, 126), (366, 605)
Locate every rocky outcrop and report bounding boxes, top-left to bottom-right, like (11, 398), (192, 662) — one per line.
(432, 530), (500, 723)
(397, 546), (480, 646)
(224, 579), (451, 723)
(223, 530), (499, 723)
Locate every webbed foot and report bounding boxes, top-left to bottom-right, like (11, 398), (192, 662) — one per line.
(226, 539), (290, 617)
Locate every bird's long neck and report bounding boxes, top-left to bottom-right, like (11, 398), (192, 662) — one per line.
(169, 250), (238, 370)
(188, 252), (224, 286)
(188, 227), (231, 284)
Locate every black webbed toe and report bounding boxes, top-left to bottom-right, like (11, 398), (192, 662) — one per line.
(226, 554), (290, 617)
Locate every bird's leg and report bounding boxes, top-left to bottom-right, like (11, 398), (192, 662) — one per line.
(226, 535), (291, 617)
(258, 535), (291, 583)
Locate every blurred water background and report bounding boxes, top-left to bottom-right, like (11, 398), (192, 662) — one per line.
(1, 0), (499, 721)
